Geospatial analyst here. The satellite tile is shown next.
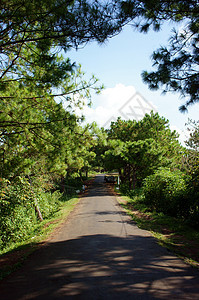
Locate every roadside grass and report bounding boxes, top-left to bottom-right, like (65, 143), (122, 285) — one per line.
(117, 192), (199, 268)
(0, 195), (80, 280)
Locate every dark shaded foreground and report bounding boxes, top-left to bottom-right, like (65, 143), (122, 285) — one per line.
(0, 175), (199, 299)
(1, 235), (199, 300)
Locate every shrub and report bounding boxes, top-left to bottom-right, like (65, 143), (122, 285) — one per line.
(0, 178), (36, 248)
(37, 190), (62, 218)
(142, 168), (189, 216)
(119, 183), (130, 195)
(0, 177), (63, 250)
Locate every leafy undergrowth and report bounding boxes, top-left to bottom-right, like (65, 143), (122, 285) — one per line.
(117, 193), (199, 268)
(0, 196), (80, 280)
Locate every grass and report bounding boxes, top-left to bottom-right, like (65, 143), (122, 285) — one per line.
(0, 195), (80, 280)
(116, 191), (199, 268)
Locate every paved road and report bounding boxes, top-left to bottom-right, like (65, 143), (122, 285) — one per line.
(1, 175), (199, 299)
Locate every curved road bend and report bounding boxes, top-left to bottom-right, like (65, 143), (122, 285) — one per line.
(1, 174), (199, 299)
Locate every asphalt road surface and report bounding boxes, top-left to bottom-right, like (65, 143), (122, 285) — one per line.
(1, 174), (199, 299)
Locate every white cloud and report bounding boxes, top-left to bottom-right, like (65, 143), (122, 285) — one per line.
(75, 83), (157, 128)
(76, 105), (111, 127)
(98, 83), (136, 109)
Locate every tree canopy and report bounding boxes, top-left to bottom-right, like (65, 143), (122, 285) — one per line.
(0, 0), (198, 110)
(102, 112), (182, 189)
(118, 0), (199, 111)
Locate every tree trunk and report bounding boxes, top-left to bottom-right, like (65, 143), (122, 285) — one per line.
(119, 169), (124, 184)
(128, 164), (132, 190)
(132, 168), (137, 190)
(34, 198), (43, 221)
(60, 176), (65, 193)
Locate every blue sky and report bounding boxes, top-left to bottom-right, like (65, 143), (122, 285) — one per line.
(67, 21), (199, 144)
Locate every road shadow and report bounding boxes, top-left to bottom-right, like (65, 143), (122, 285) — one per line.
(1, 234), (199, 299)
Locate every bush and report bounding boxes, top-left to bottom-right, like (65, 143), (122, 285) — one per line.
(120, 168), (199, 228)
(119, 183), (130, 195)
(184, 182), (199, 228)
(37, 190), (62, 218)
(0, 178), (36, 248)
(142, 168), (189, 216)
(0, 177), (63, 250)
